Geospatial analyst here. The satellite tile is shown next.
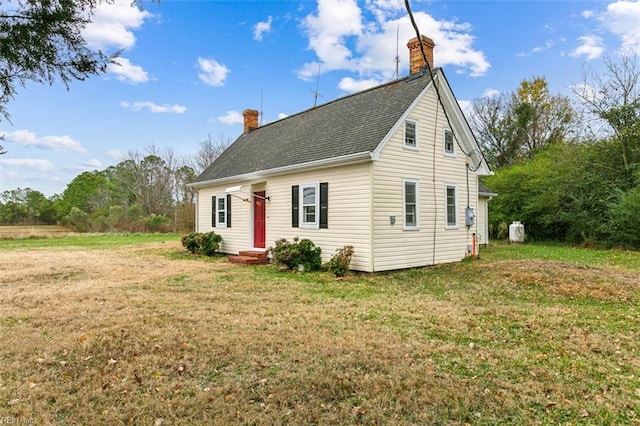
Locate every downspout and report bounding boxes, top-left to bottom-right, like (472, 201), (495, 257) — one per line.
(195, 189), (200, 233)
(369, 159), (376, 272)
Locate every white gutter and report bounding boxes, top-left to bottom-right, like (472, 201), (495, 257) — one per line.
(188, 151), (373, 189)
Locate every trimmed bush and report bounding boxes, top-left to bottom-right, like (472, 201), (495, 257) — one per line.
(181, 231), (223, 256)
(324, 245), (355, 277)
(270, 237), (322, 272)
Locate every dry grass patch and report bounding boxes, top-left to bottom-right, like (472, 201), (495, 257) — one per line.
(1, 241), (639, 424)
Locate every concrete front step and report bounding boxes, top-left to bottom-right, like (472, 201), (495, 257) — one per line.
(229, 251), (269, 265)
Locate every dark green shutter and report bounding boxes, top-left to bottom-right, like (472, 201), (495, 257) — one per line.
(211, 196), (216, 227)
(226, 194), (232, 228)
(292, 185), (299, 228)
(320, 182), (328, 229)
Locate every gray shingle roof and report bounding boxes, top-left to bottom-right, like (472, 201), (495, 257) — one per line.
(193, 71), (434, 184)
(479, 181), (497, 196)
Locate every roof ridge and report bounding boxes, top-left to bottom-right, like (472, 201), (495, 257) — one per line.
(254, 74), (424, 131)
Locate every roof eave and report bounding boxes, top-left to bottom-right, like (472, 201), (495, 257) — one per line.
(188, 151), (373, 189)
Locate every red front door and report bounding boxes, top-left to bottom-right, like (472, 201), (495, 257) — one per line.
(253, 191), (266, 249)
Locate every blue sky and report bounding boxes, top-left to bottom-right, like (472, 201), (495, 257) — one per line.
(1, 0), (639, 196)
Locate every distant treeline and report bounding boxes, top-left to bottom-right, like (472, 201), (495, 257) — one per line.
(0, 137), (231, 233)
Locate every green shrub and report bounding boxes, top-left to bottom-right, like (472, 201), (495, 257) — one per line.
(607, 188), (640, 248)
(66, 207), (91, 232)
(181, 231), (223, 256)
(324, 245), (354, 277)
(145, 214), (171, 233)
(269, 237), (322, 272)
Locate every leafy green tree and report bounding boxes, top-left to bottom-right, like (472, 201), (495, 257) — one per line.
(573, 50), (640, 179)
(62, 170), (109, 214)
(0, 0), (119, 128)
(471, 77), (576, 168)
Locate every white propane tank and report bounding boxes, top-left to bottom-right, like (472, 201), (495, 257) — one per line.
(509, 221), (525, 243)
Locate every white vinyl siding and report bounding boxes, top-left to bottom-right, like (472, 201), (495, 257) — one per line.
(196, 162), (373, 271)
(196, 186), (250, 255)
(372, 84), (480, 271)
(477, 195), (490, 246)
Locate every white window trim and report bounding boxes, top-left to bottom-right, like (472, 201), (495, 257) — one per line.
(300, 182), (319, 229)
(445, 184), (458, 229)
(402, 178), (420, 230)
(404, 120), (418, 150)
(444, 128), (456, 157)
(217, 194), (227, 228)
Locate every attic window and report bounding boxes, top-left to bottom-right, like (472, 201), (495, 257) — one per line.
(404, 120), (417, 149)
(444, 129), (455, 155)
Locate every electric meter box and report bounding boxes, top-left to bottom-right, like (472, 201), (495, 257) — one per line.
(465, 207), (475, 226)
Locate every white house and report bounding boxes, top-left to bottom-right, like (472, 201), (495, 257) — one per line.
(190, 36), (493, 272)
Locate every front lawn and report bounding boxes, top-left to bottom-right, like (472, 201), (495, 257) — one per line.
(1, 240), (638, 424)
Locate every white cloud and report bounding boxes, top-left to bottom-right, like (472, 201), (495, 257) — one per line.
(4, 130), (86, 154)
(217, 111), (243, 124)
(582, 10), (595, 18)
(482, 88), (500, 98)
(457, 99), (473, 118)
(277, 113), (289, 120)
(254, 16), (273, 41)
(83, 1), (151, 51)
(197, 58), (230, 87)
(84, 159), (103, 169)
(299, 0), (364, 79)
(298, 1), (489, 82)
(570, 35), (604, 60)
(532, 40), (555, 53)
(106, 149), (126, 160)
(0, 158), (54, 172)
(120, 101), (187, 114)
(108, 57), (149, 84)
(600, 0), (640, 50)
(338, 76), (383, 93)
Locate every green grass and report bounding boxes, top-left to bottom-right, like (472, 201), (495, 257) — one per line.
(1, 239), (639, 424)
(480, 241), (640, 269)
(0, 232), (180, 249)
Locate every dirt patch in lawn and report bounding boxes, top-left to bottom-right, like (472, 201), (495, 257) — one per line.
(493, 260), (640, 301)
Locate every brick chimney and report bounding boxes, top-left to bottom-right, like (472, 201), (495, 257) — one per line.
(407, 35), (435, 75)
(243, 109), (259, 133)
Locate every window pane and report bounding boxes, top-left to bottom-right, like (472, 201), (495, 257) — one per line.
(218, 198), (225, 210)
(405, 121), (416, 146)
(405, 182), (415, 202)
(218, 211), (225, 223)
(303, 187), (315, 204)
(406, 205), (416, 226)
(445, 130), (454, 153)
(304, 206), (316, 223)
(404, 182), (417, 227)
(447, 187), (456, 225)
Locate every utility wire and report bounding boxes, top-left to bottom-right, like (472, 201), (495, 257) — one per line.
(403, 0), (482, 173)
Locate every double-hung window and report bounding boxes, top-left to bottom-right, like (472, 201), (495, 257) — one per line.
(292, 182), (328, 229)
(211, 194), (231, 228)
(446, 185), (457, 228)
(217, 195), (227, 228)
(444, 129), (455, 155)
(404, 120), (417, 149)
(403, 179), (419, 230)
(302, 183), (318, 226)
